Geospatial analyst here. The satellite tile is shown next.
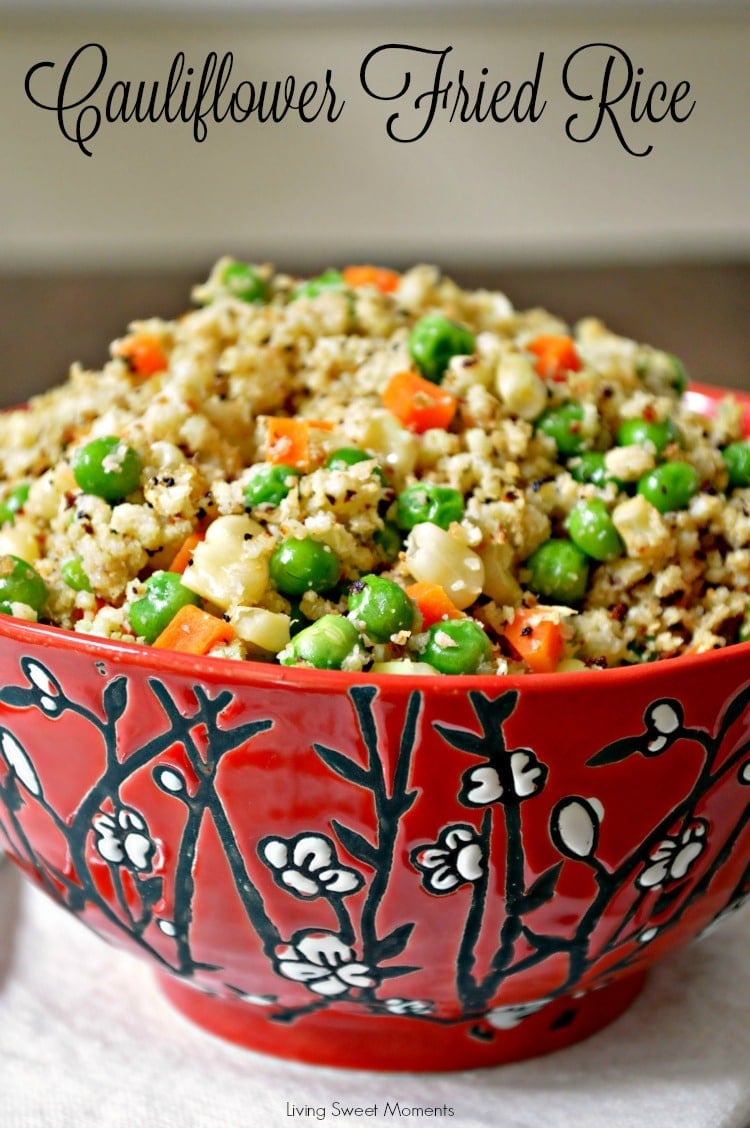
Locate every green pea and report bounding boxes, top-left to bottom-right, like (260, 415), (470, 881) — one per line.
(421, 618), (492, 675)
(287, 599), (311, 637)
(269, 536), (341, 596)
(72, 436), (142, 503)
(637, 461), (700, 513)
(636, 351), (689, 396)
(617, 417), (682, 455)
(567, 499), (624, 562)
(0, 555), (47, 614)
(722, 442), (750, 489)
(374, 521), (402, 562)
(395, 483), (464, 531)
(128, 571), (202, 644)
(0, 483), (30, 527)
(627, 637), (658, 664)
(325, 447), (386, 486)
(291, 269), (346, 301)
(220, 260), (268, 304)
(61, 556), (92, 593)
(348, 575), (415, 643)
(526, 539), (590, 605)
(244, 463), (302, 509)
(370, 658), (440, 675)
(326, 447), (369, 471)
(408, 313), (475, 384)
(281, 613), (360, 669)
(667, 355), (689, 396)
(739, 606), (750, 644)
(568, 452), (622, 490)
(536, 402), (586, 456)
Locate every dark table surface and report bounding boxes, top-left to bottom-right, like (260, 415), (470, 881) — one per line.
(1, 261), (748, 405)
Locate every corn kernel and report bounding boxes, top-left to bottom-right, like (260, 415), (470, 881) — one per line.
(181, 514), (269, 610)
(495, 353), (548, 421)
(405, 522), (484, 610)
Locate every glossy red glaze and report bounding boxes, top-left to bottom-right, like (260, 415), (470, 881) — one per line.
(0, 384), (748, 1071)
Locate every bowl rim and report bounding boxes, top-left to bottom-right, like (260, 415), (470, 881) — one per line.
(1, 607), (750, 697)
(2, 379), (749, 696)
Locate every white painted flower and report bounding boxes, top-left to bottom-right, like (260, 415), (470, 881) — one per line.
(93, 806), (157, 872)
(0, 730), (41, 796)
(637, 819), (708, 889)
(462, 765), (503, 805)
(411, 824), (484, 894)
(509, 750), (546, 796)
(235, 992), (277, 1006)
(23, 659), (64, 715)
(382, 997), (433, 1016)
(260, 832), (364, 899)
(550, 797), (603, 860)
(460, 748), (547, 807)
(647, 700), (681, 736)
(274, 930), (376, 997)
(643, 698), (684, 754)
(154, 767), (186, 794)
(486, 997), (552, 1029)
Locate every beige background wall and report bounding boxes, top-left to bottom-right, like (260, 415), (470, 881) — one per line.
(1, 3), (748, 272)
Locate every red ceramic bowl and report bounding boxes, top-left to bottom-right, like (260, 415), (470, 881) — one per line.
(0, 384), (748, 1072)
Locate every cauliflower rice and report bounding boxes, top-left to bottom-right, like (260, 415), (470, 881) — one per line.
(0, 257), (748, 675)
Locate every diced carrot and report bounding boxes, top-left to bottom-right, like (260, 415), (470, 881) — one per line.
(382, 370), (458, 434)
(169, 530), (205, 575)
(152, 603), (234, 655)
(264, 418), (334, 470)
(113, 333), (168, 377)
(266, 418), (310, 469)
(504, 608), (565, 674)
(342, 265), (400, 294)
(405, 581), (464, 629)
(526, 335), (582, 382)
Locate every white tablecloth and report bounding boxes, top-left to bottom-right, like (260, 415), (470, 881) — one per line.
(0, 859), (748, 1128)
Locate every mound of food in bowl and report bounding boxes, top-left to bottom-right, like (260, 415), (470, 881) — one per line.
(0, 258), (748, 675)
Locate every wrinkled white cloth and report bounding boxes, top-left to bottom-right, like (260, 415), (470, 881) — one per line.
(0, 861), (748, 1128)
